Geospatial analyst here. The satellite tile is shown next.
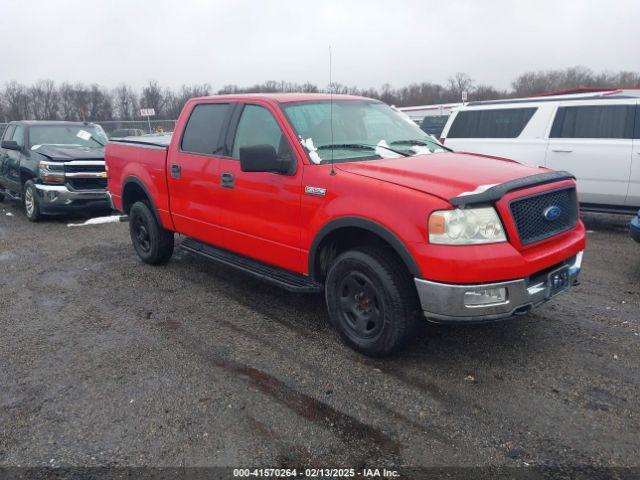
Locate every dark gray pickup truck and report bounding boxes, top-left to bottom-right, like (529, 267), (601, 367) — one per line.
(0, 121), (111, 221)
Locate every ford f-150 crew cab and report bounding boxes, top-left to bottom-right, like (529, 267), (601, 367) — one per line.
(0, 121), (110, 221)
(106, 94), (586, 356)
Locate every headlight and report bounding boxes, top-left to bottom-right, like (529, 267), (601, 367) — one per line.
(428, 207), (506, 245)
(39, 161), (65, 184)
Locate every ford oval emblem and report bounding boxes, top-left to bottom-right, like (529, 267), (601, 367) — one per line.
(543, 205), (562, 221)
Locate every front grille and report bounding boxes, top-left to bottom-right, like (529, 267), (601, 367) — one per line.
(510, 187), (578, 245)
(68, 178), (107, 190)
(65, 164), (104, 174)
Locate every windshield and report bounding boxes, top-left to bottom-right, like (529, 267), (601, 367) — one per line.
(281, 100), (448, 164)
(28, 125), (108, 149)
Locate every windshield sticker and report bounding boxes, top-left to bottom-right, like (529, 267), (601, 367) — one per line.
(409, 145), (433, 155)
(301, 137), (323, 165)
(375, 140), (402, 159)
(76, 130), (92, 141)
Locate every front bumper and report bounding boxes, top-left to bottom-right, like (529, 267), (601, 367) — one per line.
(34, 184), (111, 214)
(415, 251), (583, 323)
(630, 212), (640, 243)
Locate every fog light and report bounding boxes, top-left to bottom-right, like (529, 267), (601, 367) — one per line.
(464, 287), (507, 307)
(46, 191), (59, 202)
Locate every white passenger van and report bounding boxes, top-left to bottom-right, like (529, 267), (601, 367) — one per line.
(439, 89), (640, 212)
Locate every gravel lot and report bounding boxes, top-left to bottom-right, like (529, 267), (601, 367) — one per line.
(0, 201), (638, 470)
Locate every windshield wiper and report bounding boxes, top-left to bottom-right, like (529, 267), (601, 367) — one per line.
(316, 143), (409, 157)
(88, 135), (105, 147)
(390, 139), (452, 151)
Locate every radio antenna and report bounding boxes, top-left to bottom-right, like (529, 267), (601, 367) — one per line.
(329, 45), (336, 176)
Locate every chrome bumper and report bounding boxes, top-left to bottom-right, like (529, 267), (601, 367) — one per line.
(34, 184), (110, 210)
(415, 252), (583, 323)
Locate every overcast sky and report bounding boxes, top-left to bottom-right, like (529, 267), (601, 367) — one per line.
(1, 0), (638, 91)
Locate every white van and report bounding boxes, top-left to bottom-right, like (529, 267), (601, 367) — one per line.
(439, 90), (640, 212)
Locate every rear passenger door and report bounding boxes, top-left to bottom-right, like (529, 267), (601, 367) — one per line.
(546, 101), (635, 207)
(166, 101), (233, 243)
(628, 102), (640, 207)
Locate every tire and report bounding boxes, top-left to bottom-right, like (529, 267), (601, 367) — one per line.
(23, 180), (42, 222)
(129, 201), (174, 265)
(0, 191), (4, 202)
(325, 246), (420, 357)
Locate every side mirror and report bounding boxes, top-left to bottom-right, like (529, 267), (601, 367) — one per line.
(1, 140), (21, 151)
(239, 144), (291, 174)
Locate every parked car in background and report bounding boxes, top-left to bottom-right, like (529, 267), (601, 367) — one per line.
(0, 121), (110, 221)
(109, 128), (146, 139)
(439, 89), (640, 213)
(400, 102), (463, 137)
(106, 93), (585, 356)
(631, 211), (640, 242)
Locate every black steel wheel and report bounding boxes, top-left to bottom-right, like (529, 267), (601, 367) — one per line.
(129, 201), (174, 265)
(337, 271), (385, 341)
(325, 246), (420, 357)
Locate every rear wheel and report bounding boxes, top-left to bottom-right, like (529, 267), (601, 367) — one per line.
(129, 201), (174, 264)
(0, 191), (4, 202)
(325, 246), (420, 357)
(23, 180), (42, 222)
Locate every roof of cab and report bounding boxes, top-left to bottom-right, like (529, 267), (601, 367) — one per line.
(188, 93), (376, 104)
(9, 120), (98, 126)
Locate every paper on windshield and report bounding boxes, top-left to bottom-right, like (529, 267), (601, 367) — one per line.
(76, 130), (92, 141)
(301, 138), (323, 164)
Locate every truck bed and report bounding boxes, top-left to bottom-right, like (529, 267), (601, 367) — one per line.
(106, 136), (173, 229)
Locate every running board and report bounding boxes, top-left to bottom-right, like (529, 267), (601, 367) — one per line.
(180, 238), (323, 293)
(0, 188), (21, 201)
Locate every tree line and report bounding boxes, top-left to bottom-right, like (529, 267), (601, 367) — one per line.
(1, 66), (638, 123)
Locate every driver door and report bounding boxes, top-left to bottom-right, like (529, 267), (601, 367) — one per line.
(4, 125), (25, 193)
(217, 102), (304, 273)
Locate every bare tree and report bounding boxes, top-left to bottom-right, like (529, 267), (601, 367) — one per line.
(141, 80), (167, 118)
(113, 84), (139, 120)
(28, 79), (59, 120)
(447, 73), (474, 101)
(3, 81), (30, 120)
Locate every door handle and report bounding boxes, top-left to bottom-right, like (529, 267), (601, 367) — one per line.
(221, 172), (234, 188)
(170, 164), (181, 178)
(551, 149), (573, 153)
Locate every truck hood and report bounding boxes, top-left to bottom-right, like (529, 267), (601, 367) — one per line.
(335, 152), (547, 202)
(31, 145), (105, 161)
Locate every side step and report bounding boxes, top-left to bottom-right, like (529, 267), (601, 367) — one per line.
(180, 237), (323, 293)
(0, 188), (21, 201)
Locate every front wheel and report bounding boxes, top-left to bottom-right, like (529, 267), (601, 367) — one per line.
(129, 201), (174, 265)
(325, 246), (420, 357)
(23, 180), (42, 222)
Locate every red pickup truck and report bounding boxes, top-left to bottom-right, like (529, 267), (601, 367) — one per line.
(106, 94), (585, 356)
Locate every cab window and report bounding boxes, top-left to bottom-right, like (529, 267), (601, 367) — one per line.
(2, 125), (15, 142)
(12, 125), (24, 147)
(231, 105), (294, 162)
(181, 103), (231, 155)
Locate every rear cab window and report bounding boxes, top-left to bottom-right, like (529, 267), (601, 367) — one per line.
(180, 103), (231, 155)
(447, 107), (537, 138)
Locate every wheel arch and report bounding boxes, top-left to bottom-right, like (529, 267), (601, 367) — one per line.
(308, 217), (422, 282)
(121, 176), (161, 224)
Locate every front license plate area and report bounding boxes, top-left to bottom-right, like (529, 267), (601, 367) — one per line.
(547, 266), (570, 298)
